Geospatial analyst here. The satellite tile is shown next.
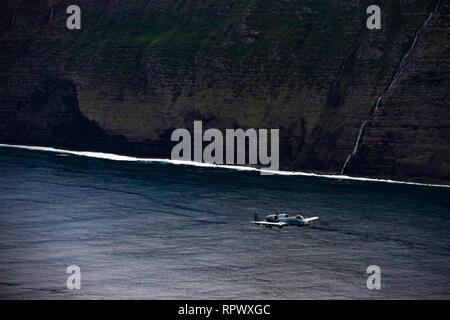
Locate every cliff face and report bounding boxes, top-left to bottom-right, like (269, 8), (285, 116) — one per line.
(0, 0), (448, 184)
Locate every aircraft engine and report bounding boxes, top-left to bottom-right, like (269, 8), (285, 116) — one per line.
(266, 214), (279, 222)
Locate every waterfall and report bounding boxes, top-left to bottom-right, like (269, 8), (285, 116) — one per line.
(387, 7), (435, 93)
(352, 121), (367, 156)
(374, 96), (382, 111)
(378, 0), (440, 109)
(50, 7), (53, 21)
(11, 10), (16, 26)
(341, 154), (352, 175)
(340, 0), (440, 174)
(341, 121), (367, 174)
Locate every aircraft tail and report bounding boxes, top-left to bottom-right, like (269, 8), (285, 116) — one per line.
(254, 212), (260, 221)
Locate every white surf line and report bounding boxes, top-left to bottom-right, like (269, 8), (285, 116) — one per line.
(1, 143), (448, 188)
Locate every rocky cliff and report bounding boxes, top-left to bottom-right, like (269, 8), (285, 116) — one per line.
(0, 0), (448, 184)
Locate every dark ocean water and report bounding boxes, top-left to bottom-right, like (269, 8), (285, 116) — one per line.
(0, 146), (449, 299)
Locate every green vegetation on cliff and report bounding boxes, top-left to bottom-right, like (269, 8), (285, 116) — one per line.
(0, 0), (448, 184)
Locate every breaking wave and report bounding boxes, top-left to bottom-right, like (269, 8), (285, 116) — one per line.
(1, 143), (448, 188)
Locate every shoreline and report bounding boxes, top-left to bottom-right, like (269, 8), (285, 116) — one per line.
(0, 143), (448, 188)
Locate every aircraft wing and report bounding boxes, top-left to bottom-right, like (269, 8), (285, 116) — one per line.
(304, 216), (319, 222)
(252, 221), (287, 227)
